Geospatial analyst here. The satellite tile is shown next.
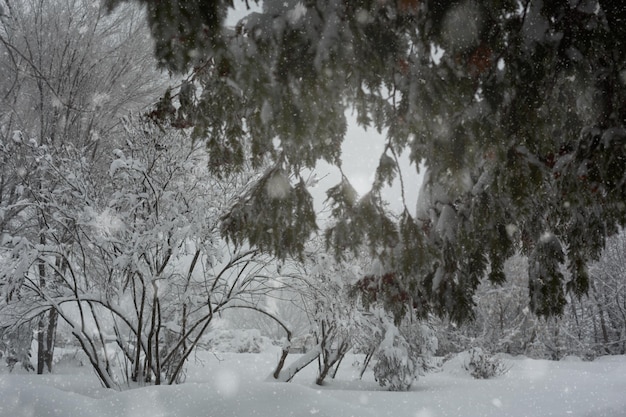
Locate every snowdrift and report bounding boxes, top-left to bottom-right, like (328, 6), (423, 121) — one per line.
(1, 349), (625, 417)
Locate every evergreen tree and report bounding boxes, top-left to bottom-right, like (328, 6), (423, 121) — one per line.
(104, 0), (626, 320)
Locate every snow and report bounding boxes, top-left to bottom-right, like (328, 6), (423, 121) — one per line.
(539, 231), (556, 243)
(1, 347), (625, 417)
(505, 224), (518, 238)
(260, 100), (273, 125)
(435, 204), (458, 242)
(90, 92), (110, 111)
(264, 171), (291, 199)
(286, 2), (307, 25)
(201, 328), (273, 353)
(11, 131), (22, 143)
(355, 9), (373, 25)
(441, 1), (482, 52)
(108, 159), (127, 177)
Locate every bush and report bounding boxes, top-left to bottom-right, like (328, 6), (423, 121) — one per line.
(463, 348), (510, 379)
(372, 318), (438, 391)
(202, 329), (272, 353)
(0, 327), (35, 372)
(373, 324), (417, 391)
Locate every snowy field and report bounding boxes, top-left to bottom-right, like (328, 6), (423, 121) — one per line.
(1, 346), (625, 417)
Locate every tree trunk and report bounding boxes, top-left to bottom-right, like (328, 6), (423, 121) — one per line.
(44, 309), (58, 372)
(274, 344), (322, 383)
(132, 276), (146, 382)
(273, 348), (290, 380)
(36, 236), (57, 373)
(330, 350), (346, 379)
(37, 314), (46, 374)
(316, 341), (350, 385)
(591, 280), (611, 354)
(359, 347), (376, 380)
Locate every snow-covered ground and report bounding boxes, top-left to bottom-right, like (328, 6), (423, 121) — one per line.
(1, 347), (625, 417)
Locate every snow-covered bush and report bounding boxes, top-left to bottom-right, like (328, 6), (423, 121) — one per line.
(52, 347), (89, 368)
(373, 317), (438, 391)
(463, 348), (510, 379)
(0, 325), (35, 372)
(203, 329), (272, 353)
(270, 239), (373, 385)
(404, 321), (439, 373)
(0, 115), (279, 388)
(373, 322), (417, 391)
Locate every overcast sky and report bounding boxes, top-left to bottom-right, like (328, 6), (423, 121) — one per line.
(312, 121), (422, 219)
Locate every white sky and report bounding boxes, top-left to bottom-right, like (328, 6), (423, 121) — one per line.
(312, 120), (422, 218)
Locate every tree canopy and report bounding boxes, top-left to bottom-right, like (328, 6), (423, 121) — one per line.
(103, 0), (626, 322)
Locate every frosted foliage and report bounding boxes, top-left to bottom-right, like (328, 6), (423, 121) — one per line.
(415, 178), (447, 228)
(51, 96), (63, 109)
(539, 231), (556, 244)
(202, 329), (272, 353)
(260, 100), (273, 125)
(90, 92), (110, 110)
(355, 9), (372, 24)
(374, 321), (417, 391)
(431, 117), (451, 142)
(575, 86), (596, 123)
(0, 114), (272, 388)
(108, 158), (127, 178)
(85, 208), (124, 236)
(521, 0), (549, 45)
(11, 131), (22, 143)
(441, 1), (482, 51)
(372, 317), (436, 391)
(286, 2), (307, 24)
(549, 71), (599, 125)
(263, 0), (301, 15)
(435, 205), (458, 242)
(462, 348), (510, 379)
(416, 324), (438, 356)
(505, 224), (518, 238)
